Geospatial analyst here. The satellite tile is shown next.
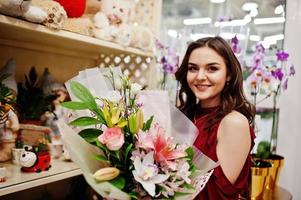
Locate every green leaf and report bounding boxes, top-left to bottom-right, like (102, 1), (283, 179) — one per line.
(70, 81), (97, 108)
(96, 140), (107, 151)
(128, 192), (138, 199)
(78, 128), (102, 142)
(95, 154), (108, 162)
(69, 117), (102, 126)
(185, 147), (194, 160)
(143, 115), (154, 131)
(61, 101), (90, 110)
(109, 176), (125, 190)
(125, 143), (133, 162)
(91, 108), (106, 124)
(174, 191), (193, 198)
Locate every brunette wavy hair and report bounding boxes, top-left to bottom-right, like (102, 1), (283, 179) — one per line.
(175, 36), (255, 130)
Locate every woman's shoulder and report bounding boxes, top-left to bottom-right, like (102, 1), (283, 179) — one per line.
(218, 110), (250, 139)
(222, 110), (249, 127)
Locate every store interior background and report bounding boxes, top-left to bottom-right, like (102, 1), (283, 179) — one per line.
(0, 0), (300, 199)
(160, 0), (300, 198)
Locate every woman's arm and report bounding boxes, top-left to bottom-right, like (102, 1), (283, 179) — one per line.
(216, 111), (251, 184)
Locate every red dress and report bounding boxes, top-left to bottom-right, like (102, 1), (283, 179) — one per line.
(194, 108), (255, 200)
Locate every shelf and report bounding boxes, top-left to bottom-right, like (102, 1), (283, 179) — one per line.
(0, 14), (154, 59)
(0, 159), (82, 196)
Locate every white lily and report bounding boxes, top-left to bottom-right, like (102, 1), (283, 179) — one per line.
(131, 83), (142, 95)
(132, 151), (169, 197)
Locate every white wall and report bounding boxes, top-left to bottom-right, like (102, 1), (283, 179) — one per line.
(278, 0), (301, 198)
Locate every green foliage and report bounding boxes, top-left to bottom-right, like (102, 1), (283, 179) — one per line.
(60, 101), (90, 110)
(256, 140), (271, 159)
(17, 67), (55, 121)
(143, 115), (154, 131)
(109, 176), (126, 190)
(61, 81), (106, 124)
(78, 128), (102, 143)
(69, 117), (103, 126)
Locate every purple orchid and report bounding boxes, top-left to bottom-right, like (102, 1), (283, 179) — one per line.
(289, 64), (296, 76)
(231, 36), (241, 54)
(276, 51), (289, 61)
(251, 43), (266, 69)
(282, 78), (288, 90)
(271, 68), (284, 81)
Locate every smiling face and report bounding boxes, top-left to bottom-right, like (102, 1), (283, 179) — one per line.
(187, 47), (230, 108)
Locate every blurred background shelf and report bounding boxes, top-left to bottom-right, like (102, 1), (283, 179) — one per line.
(0, 14), (153, 59)
(0, 159), (81, 196)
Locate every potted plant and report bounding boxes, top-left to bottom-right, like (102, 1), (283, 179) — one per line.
(246, 47), (295, 190)
(17, 67), (55, 124)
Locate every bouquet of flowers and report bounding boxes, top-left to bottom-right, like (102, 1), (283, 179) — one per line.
(57, 67), (217, 199)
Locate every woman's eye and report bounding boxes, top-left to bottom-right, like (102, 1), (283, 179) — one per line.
(207, 66), (218, 72)
(188, 66), (197, 71)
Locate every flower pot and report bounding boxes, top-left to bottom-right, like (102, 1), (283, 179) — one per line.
(264, 154), (284, 190)
(250, 160), (272, 200)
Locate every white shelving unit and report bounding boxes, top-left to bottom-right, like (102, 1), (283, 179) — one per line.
(0, 159), (81, 196)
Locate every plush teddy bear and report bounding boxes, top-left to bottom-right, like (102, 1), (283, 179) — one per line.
(93, 0), (134, 46)
(130, 25), (154, 51)
(0, 0), (47, 23)
(84, 0), (102, 18)
(60, 0), (101, 37)
(55, 0), (86, 18)
(63, 17), (94, 36)
(31, 0), (67, 30)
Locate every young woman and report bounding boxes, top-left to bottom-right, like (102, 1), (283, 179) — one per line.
(175, 36), (256, 200)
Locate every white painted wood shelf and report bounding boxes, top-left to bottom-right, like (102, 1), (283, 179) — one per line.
(0, 159), (82, 196)
(0, 14), (153, 59)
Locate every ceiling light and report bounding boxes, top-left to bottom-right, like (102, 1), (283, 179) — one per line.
(249, 35), (261, 41)
(214, 18), (250, 27)
(219, 33), (246, 40)
(168, 29), (178, 38)
(190, 33), (215, 41)
(254, 17), (285, 24)
(264, 34), (284, 42)
(210, 0), (226, 3)
(275, 5), (284, 14)
(242, 2), (258, 11)
(250, 8), (258, 17)
(183, 17), (212, 25)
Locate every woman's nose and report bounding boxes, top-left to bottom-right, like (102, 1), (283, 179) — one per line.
(196, 69), (207, 80)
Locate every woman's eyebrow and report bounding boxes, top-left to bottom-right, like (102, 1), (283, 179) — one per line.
(188, 62), (197, 66)
(207, 62), (221, 66)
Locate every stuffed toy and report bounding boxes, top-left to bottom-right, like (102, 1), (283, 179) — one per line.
(93, 0), (134, 46)
(31, 0), (67, 30)
(55, 0), (86, 18)
(0, 0), (47, 24)
(63, 17), (94, 36)
(84, 0), (102, 18)
(0, 59), (19, 162)
(130, 25), (154, 51)
(60, 0), (101, 37)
